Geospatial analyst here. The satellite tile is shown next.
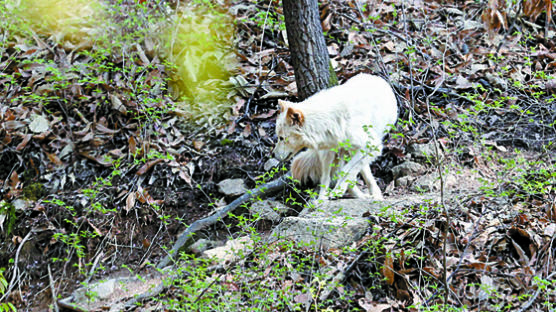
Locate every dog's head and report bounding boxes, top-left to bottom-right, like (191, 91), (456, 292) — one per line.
(273, 99), (306, 161)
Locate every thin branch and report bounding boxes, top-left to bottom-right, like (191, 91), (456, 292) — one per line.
(0, 231), (32, 302)
(517, 272), (556, 312)
(48, 264), (59, 312)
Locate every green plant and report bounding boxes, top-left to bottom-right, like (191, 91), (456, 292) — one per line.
(0, 202), (16, 237)
(161, 2), (237, 130)
(0, 268), (16, 312)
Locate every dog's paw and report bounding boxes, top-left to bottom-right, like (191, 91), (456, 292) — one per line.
(360, 193), (372, 199)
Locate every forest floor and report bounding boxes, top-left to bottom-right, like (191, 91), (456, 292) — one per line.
(1, 0), (555, 311)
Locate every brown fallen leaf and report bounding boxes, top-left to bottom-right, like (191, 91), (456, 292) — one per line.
(142, 238), (151, 249)
(136, 158), (163, 175)
(250, 109), (277, 120)
(79, 151), (113, 167)
(95, 123), (119, 134)
(178, 169), (192, 186)
(242, 123), (252, 137)
(193, 140), (205, 151)
(523, 0), (552, 23)
(125, 191), (137, 212)
(382, 254), (395, 286)
(46, 152), (63, 167)
(2, 134), (11, 145)
(16, 134), (32, 151)
(129, 136), (137, 156)
(136, 187), (163, 205)
(481, 0), (507, 38)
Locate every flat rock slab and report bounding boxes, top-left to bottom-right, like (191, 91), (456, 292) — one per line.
(270, 215), (368, 249)
(203, 236), (253, 263)
(251, 199), (290, 222)
(270, 196), (440, 249)
(59, 273), (164, 312)
(299, 196), (439, 219)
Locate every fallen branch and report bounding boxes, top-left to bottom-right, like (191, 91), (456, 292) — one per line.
(115, 175), (290, 310)
(156, 174), (289, 269)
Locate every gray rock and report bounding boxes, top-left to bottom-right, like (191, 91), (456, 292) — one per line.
(411, 174), (456, 192)
(203, 236), (253, 263)
(251, 200), (289, 222)
(299, 198), (381, 218)
(62, 273), (164, 312)
(395, 176), (414, 187)
(189, 239), (219, 255)
(546, 79), (556, 94)
(73, 278), (117, 303)
(485, 73), (508, 90)
(391, 161), (425, 178)
(264, 158), (280, 171)
(28, 114), (49, 133)
(407, 142), (443, 164)
(217, 178), (246, 196)
(12, 199), (29, 210)
(268, 196), (440, 249)
(270, 216), (368, 249)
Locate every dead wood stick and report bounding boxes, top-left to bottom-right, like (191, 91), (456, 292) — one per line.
(121, 175), (289, 309)
(156, 174), (289, 269)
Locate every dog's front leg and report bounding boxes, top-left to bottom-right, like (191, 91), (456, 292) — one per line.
(317, 151), (334, 200)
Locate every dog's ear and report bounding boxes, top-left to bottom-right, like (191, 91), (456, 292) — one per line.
(278, 99), (288, 113)
(286, 107), (304, 127)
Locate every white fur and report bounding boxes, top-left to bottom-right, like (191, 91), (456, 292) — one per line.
(274, 74), (398, 200)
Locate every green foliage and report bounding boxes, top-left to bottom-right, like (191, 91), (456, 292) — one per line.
(0, 202), (16, 237)
(5, 0), (104, 49)
(250, 6), (285, 31)
(0, 268), (16, 312)
(44, 160), (121, 277)
(161, 2), (237, 130)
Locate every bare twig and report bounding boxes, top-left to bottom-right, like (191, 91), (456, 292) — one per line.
(47, 264), (59, 312)
(517, 272), (556, 312)
(0, 231), (32, 302)
(423, 24), (451, 309)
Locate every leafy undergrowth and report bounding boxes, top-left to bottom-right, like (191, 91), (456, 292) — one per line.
(0, 0), (555, 311)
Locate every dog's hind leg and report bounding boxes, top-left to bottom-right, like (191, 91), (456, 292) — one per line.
(361, 164), (383, 200)
(331, 152), (367, 198)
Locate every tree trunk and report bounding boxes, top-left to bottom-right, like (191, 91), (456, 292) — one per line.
(282, 0), (337, 100)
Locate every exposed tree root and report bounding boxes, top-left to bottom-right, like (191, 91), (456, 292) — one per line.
(156, 175), (289, 269)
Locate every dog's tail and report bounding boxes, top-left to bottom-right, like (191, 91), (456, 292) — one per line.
(291, 150), (321, 185)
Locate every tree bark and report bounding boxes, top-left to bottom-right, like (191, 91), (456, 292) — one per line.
(282, 0), (337, 100)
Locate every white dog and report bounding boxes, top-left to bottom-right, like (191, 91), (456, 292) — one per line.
(273, 74), (398, 200)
